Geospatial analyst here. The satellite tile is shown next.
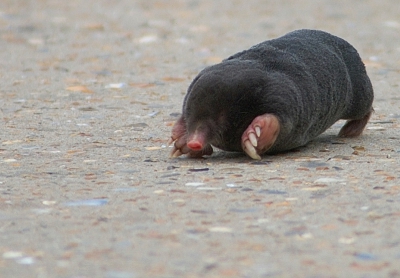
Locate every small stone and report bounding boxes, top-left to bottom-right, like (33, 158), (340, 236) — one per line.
(138, 35), (158, 44)
(367, 126), (386, 130)
(64, 199), (108, 207)
(105, 83), (126, 89)
(338, 237), (356, 244)
(297, 233), (313, 240)
(3, 251), (23, 259)
(185, 182), (204, 187)
(208, 227), (233, 233)
(16, 257), (35, 265)
(314, 178), (346, 183)
(145, 147), (162, 150)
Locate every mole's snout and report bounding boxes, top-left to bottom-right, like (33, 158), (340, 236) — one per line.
(187, 140), (203, 151)
(186, 128), (208, 151)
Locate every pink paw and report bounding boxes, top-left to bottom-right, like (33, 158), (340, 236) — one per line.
(241, 114), (280, 160)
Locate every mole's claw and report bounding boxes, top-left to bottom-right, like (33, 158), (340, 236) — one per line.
(244, 140), (261, 160)
(170, 148), (183, 158)
(248, 132), (258, 147)
(167, 137), (174, 146)
(242, 113), (280, 157)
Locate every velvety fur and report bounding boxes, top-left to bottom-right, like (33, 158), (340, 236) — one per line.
(182, 29), (374, 154)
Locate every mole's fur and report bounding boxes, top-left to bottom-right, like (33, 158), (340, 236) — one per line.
(169, 29), (374, 159)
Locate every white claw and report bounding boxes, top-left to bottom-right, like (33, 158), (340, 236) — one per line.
(167, 137), (174, 146)
(244, 140), (261, 160)
(170, 148), (183, 158)
(248, 132), (258, 147)
(255, 126), (261, 137)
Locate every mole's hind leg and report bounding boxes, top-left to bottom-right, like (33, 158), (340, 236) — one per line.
(241, 114), (280, 160)
(338, 110), (373, 137)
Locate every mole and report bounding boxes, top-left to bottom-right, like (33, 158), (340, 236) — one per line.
(168, 29), (374, 160)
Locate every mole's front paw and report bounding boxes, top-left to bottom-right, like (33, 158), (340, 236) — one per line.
(241, 114), (280, 160)
(168, 116), (187, 157)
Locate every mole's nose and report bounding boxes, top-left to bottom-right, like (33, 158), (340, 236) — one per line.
(187, 140), (203, 151)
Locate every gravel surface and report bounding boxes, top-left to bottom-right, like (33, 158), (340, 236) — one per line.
(1, 0), (400, 277)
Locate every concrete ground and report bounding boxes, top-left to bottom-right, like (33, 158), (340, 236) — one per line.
(1, 0), (400, 277)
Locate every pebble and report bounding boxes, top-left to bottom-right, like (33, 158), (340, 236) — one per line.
(105, 83), (126, 89)
(21, 145), (40, 150)
(369, 56), (380, 62)
(226, 183), (240, 188)
(297, 233), (313, 240)
(314, 178), (346, 183)
(3, 251), (23, 259)
(185, 182), (205, 187)
(147, 111), (159, 117)
(2, 140), (22, 145)
(208, 227), (233, 233)
(138, 35), (158, 44)
(64, 199), (108, 207)
(42, 200), (57, 205)
(367, 126), (386, 130)
(145, 147), (162, 150)
(16, 257), (35, 265)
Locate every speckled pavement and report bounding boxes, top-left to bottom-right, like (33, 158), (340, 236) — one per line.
(1, 0), (400, 277)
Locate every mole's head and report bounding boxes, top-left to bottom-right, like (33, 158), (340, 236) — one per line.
(182, 60), (269, 152)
